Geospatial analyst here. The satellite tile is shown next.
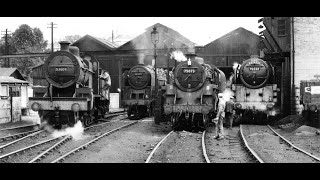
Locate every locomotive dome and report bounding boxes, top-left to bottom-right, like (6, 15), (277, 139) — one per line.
(128, 64), (153, 89)
(44, 41), (85, 88)
(239, 56), (270, 89)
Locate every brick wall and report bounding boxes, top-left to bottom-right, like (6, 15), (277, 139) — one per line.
(293, 17), (320, 114)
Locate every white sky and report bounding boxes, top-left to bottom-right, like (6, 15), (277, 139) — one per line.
(0, 17), (262, 46)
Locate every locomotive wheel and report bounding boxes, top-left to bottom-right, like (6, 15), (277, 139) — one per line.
(68, 114), (76, 127)
(127, 107), (132, 119)
(147, 106), (152, 117)
(82, 116), (88, 127)
(171, 115), (177, 129)
(202, 114), (209, 129)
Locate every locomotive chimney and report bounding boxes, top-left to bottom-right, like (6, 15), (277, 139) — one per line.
(59, 41), (71, 51)
(185, 53), (197, 63)
(69, 46), (80, 57)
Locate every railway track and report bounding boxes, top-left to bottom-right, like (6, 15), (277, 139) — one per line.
(0, 111), (126, 145)
(240, 124), (320, 163)
(0, 130), (61, 163)
(50, 120), (137, 163)
(0, 112), (128, 163)
(203, 126), (257, 163)
(146, 130), (209, 163)
(32, 115), (133, 163)
(0, 129), (40, 143)
(0, 124), (39, 138)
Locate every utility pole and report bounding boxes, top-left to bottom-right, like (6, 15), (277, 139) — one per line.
(112, 30), (114, 43)
(47, 22), (57, 52)
(1, 29), (11, 67)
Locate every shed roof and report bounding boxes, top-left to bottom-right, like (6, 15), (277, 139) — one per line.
(0, 68), (26, 81)
(0, 68), (17, 76)
(0, 76), (29, 84)
(71, 34), (119, 52)
(117, 23), (195, 51)
(204, 27), (261, 47)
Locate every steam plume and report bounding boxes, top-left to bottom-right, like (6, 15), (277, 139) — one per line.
(170, 50), (187, 62)
(51, 121), (87, 140)
(137, 53), (145, 64)
(232, 62), (239, 72)
(220, 88), (234, 102)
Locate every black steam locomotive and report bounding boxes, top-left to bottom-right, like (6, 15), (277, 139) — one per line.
(29, 41), (110, 129)
(121, 63), (166, 121)
(230, 55), (279, 124)
(163, 54), (226, 130)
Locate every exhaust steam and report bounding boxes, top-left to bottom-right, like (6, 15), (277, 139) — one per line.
(170, 50), (187, 62)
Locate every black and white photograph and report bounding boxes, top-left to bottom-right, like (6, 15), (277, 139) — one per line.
(0, 17), (319, 164)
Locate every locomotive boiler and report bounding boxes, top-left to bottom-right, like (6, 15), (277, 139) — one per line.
(163, 54), (226, 130)
(121, 63), (165, 121)
(29, 41), (110, 129)
(230, 55), (279, 124)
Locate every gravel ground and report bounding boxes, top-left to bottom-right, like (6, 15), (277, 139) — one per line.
(149, 130), (205, 163)
(272, 124), (320, 159)
(241, 125), (318, 163)
(62, 118), (171, 163)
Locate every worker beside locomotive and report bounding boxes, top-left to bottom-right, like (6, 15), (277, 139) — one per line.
(228, 55), (279, 125)
(29, 41), (111, 129)
(163, 53), (227, 130)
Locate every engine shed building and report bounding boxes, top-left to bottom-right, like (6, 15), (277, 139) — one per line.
(0, 68), (29, 124)
(72, 23), (196, 107)
(195, 27), (266, 80)
(196, 26), (291, 117)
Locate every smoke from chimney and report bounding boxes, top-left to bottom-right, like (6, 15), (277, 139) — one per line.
(220, 88), (235, 102)
(233, 62), (239, 72)
(170, 50), (187, 62)
(137, 53), (145, 64)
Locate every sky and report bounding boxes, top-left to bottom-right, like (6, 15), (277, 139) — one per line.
(0, 17), (262, 47)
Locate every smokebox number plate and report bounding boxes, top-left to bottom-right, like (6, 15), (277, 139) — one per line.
(183, 68), (196, 74)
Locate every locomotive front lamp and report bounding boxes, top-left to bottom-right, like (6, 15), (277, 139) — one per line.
(71, 103), (80, 112)
(31, 102), (41, 111)
(151, 26), (159, 93)
(266, 103), (274, 110)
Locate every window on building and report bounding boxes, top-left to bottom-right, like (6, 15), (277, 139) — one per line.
(9, 86), (21, 97)
(278, 20), (286, 36)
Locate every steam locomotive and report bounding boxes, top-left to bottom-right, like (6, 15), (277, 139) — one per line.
(29, 41), (110, 129)
(163, 54), (226, 130)
(230, 55), (279, 124)
(121, 64), (166, 121)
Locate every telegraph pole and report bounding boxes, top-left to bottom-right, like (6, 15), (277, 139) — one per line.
(47, 22), (57, 52)
(1, 29), (11, 67)
(112, 30), (114, 43)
